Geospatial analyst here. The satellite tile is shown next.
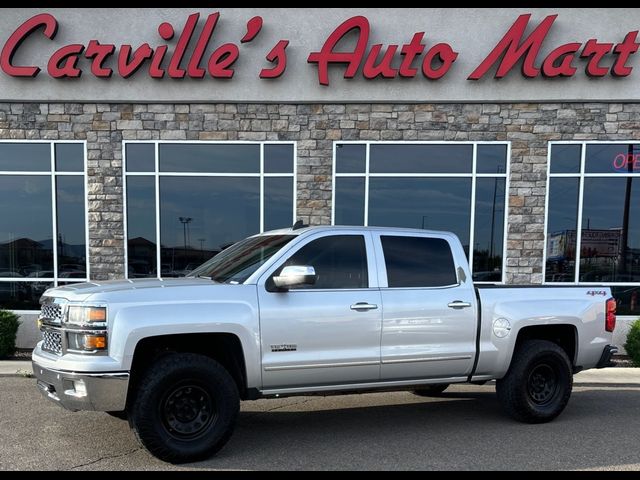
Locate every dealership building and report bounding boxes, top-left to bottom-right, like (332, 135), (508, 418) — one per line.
(0, 8), (638, 347)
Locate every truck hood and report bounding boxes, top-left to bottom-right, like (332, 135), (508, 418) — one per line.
(43, 277), (218, 302)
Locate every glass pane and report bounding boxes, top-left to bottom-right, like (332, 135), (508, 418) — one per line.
(336, 144), (366, 173)
(264, 144), (294, 173)
(546, 178), (580, 283)
(370, 144), (473, 174)
(334, 177), (365, 226)
(473, 178), (505, 282)
(381, 236), (457, 288)
(0, 176), (53, 277)
(56, 177), (86, 278)
(159, 144), (260, 173)
(0, 143), (50, 172)
(580, 178), (640, 282)
(55, 144), (83, 172)
(476, 144), (507, 174)
(0, 282), (53, 310)
(127, 177), (157, 278)
(126, 144), (155, 173)
(611, 286), (640, 316)
(277, 235), (368, 289)
(550, 144), (581, 174)
(160, 177), (260, 277)
(368, 178), (472, 252)
(264, 177), (294, 231)
(585, 143), (640, 174)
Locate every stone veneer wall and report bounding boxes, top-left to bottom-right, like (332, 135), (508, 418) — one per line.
(1, 102), (636, 284)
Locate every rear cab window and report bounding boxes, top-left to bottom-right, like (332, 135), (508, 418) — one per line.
(379, 235), (457, 288)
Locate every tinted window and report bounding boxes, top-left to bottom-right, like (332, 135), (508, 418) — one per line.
(550, 144), (581, 174)
(55, 144), (84, 172)
(370, 144), (472, 173)
(280, 235), (368, 289)
(477, 144), (507, 174)
(0, 143), (50, 172)
(334, 177), (365, 226)
(473, 178), (505, 282)
(127, 177), (157, 278)
(336, 144), (366, 173)
(368, 178), (472, 251)
(585, 143), (640, 174)
(264, 177), (294, 231)
(126, 144), (155, 172)
(381, 236), (457, 288)
(56, 176), (86, 278)
(159, 177), (260, 277)
(264, 144), (294, 173)
(0, 176), (53, 277)
(546, 178), (580, 282)
(159, 144), (260, 173)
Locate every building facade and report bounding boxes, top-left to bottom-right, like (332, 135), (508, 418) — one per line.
(1, 8), (639, 346)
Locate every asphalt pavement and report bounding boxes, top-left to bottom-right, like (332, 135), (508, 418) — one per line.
(1, 377), (639, 470)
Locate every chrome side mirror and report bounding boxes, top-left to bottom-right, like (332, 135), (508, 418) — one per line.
(273, 265), (317, 290)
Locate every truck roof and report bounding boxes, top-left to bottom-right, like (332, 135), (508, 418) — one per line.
(262, 225), (455, 237)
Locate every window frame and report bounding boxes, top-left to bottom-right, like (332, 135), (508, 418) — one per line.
(544, 140), (640, 286)
(122, 140), (297, 280)
(331, 141), (511, 284)
(0, 140), (89, 313)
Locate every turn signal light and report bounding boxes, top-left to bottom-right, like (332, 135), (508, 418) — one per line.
(605, 298), (617, 333)
(84, 335), (107, 350)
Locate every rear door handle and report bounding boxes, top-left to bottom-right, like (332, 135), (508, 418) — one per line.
(350, 303), (378, 311)
(448, 301), (472, 309)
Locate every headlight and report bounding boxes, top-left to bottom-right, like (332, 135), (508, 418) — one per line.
(67, 306), (107, 326)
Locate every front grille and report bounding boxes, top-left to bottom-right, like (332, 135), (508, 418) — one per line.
(42, 329), (63, 355)
(40, 302), (64, 324)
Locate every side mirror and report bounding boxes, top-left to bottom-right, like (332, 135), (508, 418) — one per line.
(273, 265), (317, 290)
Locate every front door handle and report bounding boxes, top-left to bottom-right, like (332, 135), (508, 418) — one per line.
(448, 301), (472, 309)
(350, 303), (378, 311)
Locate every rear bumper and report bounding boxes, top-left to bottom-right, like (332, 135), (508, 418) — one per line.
(595, 345), (618, 369)
(33, 361), (129, 412)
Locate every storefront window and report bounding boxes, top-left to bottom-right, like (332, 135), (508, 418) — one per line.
(333, 142), (509, 283)
(124, 142), (296, 279)
(546, 143), (640, 316)
(0, 142), (87, 310)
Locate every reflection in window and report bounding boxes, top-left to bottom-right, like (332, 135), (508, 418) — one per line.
(0, 142), (87, 310)
(546, 144), (640, 292)
(333, 142), (509, 282)
(125, 142), (296, 278)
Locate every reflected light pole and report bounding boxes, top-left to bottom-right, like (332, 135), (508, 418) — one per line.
(178, 217), (192, 256)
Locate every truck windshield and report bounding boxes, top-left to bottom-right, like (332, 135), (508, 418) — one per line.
(188, 234), (296, 284)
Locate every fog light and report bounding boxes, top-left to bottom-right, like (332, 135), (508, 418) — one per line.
(493, 318), (511, 338)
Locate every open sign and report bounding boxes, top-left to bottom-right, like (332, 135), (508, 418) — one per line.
(613, 153), (640, 171)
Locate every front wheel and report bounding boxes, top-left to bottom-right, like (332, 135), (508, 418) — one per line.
(496, 339), (573, 424)
(129, 353), (239, 464)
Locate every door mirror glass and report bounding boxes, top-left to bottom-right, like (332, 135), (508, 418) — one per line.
(273, 265), (317, 290)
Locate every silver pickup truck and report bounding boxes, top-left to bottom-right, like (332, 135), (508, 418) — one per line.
(32, 226), (618, 463)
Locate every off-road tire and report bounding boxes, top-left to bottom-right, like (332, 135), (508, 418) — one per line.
(496, 339), (573, 424)
(129, 353), (239, 463)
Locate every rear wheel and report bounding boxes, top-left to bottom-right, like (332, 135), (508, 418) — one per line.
(496, 340), (572, 423)
(412, 384), (449, 397)
(129, 353), (239, 464)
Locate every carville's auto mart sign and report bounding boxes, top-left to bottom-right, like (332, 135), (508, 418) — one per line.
(1, 8), (640, 102)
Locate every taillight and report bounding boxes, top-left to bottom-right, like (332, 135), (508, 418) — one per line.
(605, 297), (617, 333)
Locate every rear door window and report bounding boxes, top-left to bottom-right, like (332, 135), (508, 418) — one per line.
(381, 236), (457, 288)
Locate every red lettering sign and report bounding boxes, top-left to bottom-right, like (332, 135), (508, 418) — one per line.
(613, 153), (640, 171)
(0, 12), (637, 84)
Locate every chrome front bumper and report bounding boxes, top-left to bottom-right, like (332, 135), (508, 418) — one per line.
(33, 362), (129, 412)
